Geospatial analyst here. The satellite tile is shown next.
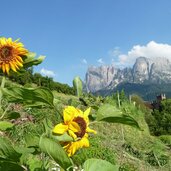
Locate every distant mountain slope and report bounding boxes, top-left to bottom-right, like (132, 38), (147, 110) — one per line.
(95, 82), (171, 101)
(85, 57), (171, 100)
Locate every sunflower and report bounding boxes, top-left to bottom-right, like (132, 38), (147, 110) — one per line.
(0, 37), (28, 74)
(53, 106), (96, 156)
(63, 133), (89, 157)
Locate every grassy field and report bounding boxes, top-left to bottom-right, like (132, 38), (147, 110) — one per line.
(2, 84), (171, 171)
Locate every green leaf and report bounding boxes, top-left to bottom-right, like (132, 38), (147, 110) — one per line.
(2, 87), (54, 107)
(0, 137), (21, 162)
(96, 104), (141, 129)
(52, 132), (73, 142)
(25, 134), (40, 147)
(83, 158), (119, 171)
(42, 119), (53, 135)
(39, 136), (72, 170)
(0, 121), (14, 131)
(15, 146), (35, 154)
(96, 104), (122, 120)
(23, 52), (45, 68)
(25, 154), (43, 171)
(0, 161), (23, 171)
(73, 76), (83, 97)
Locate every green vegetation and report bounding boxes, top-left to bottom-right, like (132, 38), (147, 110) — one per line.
(145, 99), (171, 136)
(1, 82), (171, 170)
(96, 82), (171, 101)
(7, 68), (75, 95)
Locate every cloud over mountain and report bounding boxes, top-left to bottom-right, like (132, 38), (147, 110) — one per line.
(118, 41), (171, 66)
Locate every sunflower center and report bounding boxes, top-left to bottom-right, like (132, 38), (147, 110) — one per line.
(73, 116), (86, 138)
(0, 46), (13, 61)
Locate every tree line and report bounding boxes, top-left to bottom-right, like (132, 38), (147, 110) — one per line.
(7, 68), (75, 95)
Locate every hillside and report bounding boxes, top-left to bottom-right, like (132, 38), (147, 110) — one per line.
(70, 95), (171, 171)
(1, 80), (171, 170)
(95, 82), (171, 101)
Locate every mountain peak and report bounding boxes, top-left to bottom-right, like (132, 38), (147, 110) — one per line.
(85, 57), (171, 92)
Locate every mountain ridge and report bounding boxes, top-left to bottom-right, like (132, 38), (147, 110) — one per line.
(85, 57), (171, 100)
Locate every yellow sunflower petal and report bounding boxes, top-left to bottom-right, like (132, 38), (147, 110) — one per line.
(63, 106), (77, 124)
(0, 38), (6, 45)
(2, 64), (6, 73)
(5, 63), (10, 75)
(68, 130), (77, 140)
(63, 142), (70, 150)
(63, 133), (90, 156)
(86, 127), (97, 134)
(7, 38), (12, 43)
(70, 142), (78, 156)
(80, 136), (90, 148)
(69, 121), (80, 133)
(16, 60), (23, 67)
(17, 42), (24, 47)
(84, 133), (89, 138)
(9, 62), (17, 72)
(0, 37), (27, 74)
(75, 108), (84, 117)
(65, 141), (80, 157)
(16, 56), (23, 63)
(67, 136), (89, 156)
(13, 62), (19, 69)
(53, 123), (68, 134)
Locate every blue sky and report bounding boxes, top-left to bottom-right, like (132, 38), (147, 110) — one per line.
(1, 0), (171, 85)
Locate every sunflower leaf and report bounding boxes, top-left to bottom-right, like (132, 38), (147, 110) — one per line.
(83, 158), (119, 171)
(39, 136), (72, 170)
(96, 104), (141, 129)
(23, 52), (45, 68)
(0, 161), (23, 171)
(25, 134), (40, 147)
(0, 137), (21, 162)
(2, 87), (54, 107)
(52, 132), (73, 142)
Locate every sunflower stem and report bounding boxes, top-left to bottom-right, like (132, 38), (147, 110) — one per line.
(0, 76), (6, 113)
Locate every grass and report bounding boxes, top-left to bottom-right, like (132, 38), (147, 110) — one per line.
(2, 88), (171, 171)
(72, 135), (117, 166)
(71, 99), (171, 171)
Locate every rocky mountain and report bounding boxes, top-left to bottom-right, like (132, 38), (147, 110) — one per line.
(85, 57), (171, 99)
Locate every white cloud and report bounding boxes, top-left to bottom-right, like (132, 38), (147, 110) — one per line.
(108, 47), (121, 57)
(40, 68), (55, 77)
(111, 59), (125, 68)
(97, 58), (104, 64)
(81, 58), (87, 64)
(117, 41), (171, 66)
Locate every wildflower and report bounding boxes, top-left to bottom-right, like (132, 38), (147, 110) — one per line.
(0, 37), (28, 74)
(53, 106), (96, 156)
